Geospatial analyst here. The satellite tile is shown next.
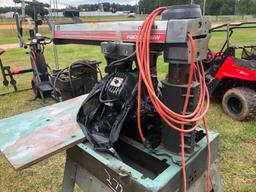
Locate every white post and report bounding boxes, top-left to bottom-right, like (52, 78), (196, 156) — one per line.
(21, 0), (25, 17)
(49, 0), (52, 17)
(56, 0), (58, 17)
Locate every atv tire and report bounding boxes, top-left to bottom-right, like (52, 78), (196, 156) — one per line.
(222, 87), (256, 121)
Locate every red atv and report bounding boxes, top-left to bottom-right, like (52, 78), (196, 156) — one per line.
(204, 22), (256, 121)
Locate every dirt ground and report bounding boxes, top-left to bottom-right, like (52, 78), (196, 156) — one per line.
(0, 24), (48, 30)
(0, 43), (19, 49)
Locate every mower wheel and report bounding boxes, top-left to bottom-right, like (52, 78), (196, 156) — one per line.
(222, 87), (256, 121)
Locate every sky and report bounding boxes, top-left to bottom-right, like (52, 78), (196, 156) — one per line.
(0, 0), (138, 8)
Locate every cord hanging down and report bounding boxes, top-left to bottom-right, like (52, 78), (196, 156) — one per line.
(136, 7), (211, 192)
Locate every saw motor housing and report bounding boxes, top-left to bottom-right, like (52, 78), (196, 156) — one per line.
(79, 4), (211, 154)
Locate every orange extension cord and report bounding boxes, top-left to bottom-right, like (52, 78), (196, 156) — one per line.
(136, 7), (211, 192)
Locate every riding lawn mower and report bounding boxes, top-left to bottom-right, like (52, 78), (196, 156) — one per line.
(204, 22), (256, 121)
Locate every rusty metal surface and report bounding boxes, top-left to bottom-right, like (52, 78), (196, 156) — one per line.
(0, 95), (87, 170)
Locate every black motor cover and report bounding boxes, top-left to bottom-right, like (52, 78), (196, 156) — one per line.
(77, 71), (162, 150)
(77, 72), (138, 149)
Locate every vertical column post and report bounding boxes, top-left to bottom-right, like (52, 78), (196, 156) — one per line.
(160, 4), (210, 154)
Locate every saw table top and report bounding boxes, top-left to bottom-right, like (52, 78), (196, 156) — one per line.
(0, 95), (86, 170)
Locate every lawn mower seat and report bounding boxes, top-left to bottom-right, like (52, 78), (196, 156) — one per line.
(0, 48), (5, 56)
(234, 57), (256, 71)
(242, 47), (256, 60)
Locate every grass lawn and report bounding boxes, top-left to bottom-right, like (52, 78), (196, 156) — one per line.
(0, 27), (51, 44)
(0, 16), (144, 44)
(0, 22), (255, 192)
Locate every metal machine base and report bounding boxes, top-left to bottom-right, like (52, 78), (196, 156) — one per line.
(62, 130), (222, 192)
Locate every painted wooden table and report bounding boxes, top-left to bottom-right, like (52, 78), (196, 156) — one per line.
(0, 95), (86, 170)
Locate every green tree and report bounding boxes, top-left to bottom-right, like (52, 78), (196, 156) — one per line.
(0, 7), (20, 14)
(25, 1), (48, 20)
(139, 0), (159, 13)
(206, 0), (224, 15)
(237, 0), (256, 15)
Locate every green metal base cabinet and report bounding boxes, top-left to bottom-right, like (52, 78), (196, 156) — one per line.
(61, 131), (222, 192)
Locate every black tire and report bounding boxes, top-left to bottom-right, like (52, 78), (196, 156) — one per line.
(222, 87), (256, 121)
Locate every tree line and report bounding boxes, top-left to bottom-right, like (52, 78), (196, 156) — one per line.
(139, 0), (256, 15)
(0, 7), (19, 14)
(62, 0), (256, 15)
(1, 0), (256, 15)
(0, 5), (48, 19)
(78, 3), (137, 13)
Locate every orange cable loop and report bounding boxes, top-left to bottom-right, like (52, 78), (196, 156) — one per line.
(135, 7), (211, 192)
